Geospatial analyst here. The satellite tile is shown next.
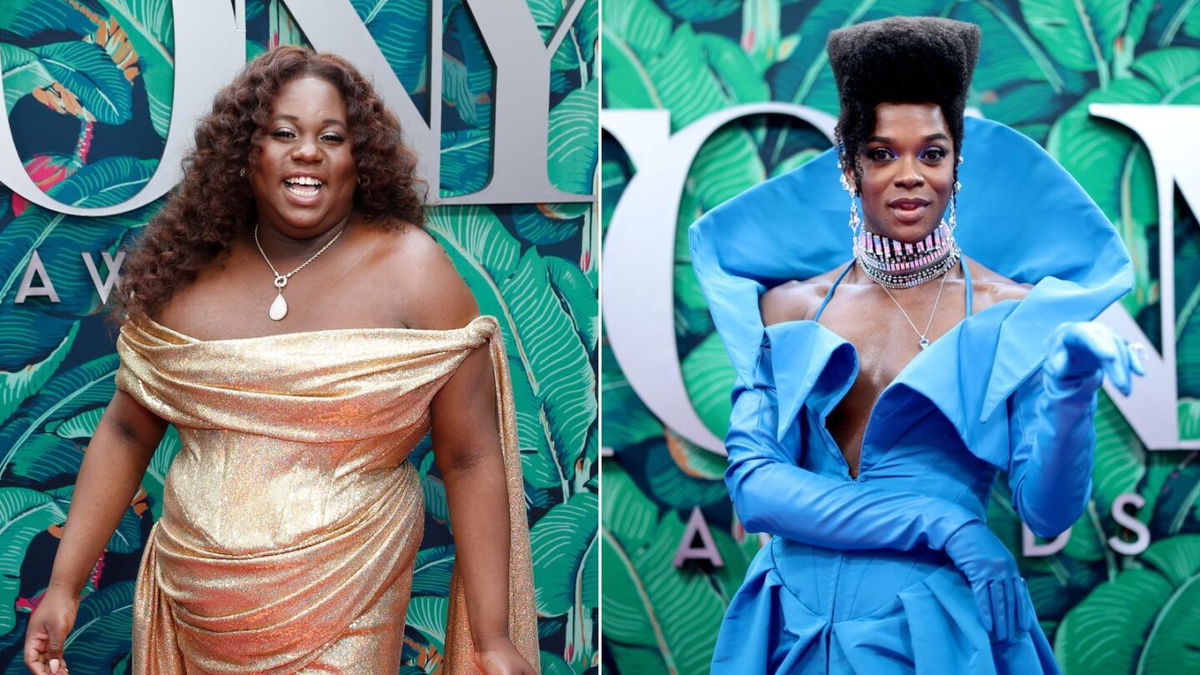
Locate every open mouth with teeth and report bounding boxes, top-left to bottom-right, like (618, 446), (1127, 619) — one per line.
(283, 176), (323, 198)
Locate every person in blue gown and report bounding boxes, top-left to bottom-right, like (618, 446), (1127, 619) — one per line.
(690, 16), (1144, 674)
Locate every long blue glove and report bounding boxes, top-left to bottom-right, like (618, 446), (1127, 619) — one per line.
(1008, 321), (1146, 537)
(943, 523), (1034, 642)
(727, 343), (1031, 641)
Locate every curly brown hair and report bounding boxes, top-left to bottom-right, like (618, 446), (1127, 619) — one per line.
(117, 45), (426, 321)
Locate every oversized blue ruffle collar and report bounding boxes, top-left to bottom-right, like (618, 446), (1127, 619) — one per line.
(690, 118), (1132, 461)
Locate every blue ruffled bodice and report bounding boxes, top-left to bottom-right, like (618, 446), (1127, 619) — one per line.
(717, 319), (1054, 673)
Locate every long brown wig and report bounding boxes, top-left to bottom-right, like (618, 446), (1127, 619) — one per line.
(116, 45), (425, 321)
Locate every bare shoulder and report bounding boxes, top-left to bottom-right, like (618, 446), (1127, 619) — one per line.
(361, 219), (442, 266)
(759, 264), (846, 326)
(965, 257), (1032, 311)
(360, 220), (479, 330)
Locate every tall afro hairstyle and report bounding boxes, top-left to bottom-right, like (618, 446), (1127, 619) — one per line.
(826, 16), (980, 194)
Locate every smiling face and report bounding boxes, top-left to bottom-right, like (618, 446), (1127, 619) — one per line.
(249, 75), (357, 239)
(849, 102), (955, 243)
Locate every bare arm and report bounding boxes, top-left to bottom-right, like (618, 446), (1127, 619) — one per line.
(402, 229), (530, 672)
(50, 389), (165, 593)
(25, 389), (166, 672)
(432, 337), (514, 649)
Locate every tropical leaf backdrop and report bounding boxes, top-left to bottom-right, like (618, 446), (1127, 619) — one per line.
(601, 0), (1200, 673)
(0, 1), (598, 673)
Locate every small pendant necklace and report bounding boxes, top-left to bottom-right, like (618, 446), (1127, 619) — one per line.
(877, 259), (955, 350)
(253, 222), (348, 321)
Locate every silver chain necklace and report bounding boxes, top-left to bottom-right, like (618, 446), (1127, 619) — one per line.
(253, 223), (348, 321)
(876, 259), (956, 350)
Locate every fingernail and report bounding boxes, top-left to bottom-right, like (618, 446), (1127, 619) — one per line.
(50, 659), (59, 674)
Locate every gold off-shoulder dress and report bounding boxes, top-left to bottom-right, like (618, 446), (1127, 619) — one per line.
(114, 314), (538, 673)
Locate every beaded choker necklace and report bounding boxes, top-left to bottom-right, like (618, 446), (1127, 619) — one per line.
(854, 222), (961, 289)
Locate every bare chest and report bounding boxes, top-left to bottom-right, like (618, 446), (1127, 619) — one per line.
(811, 284), (968, 474)
(156, 244), (402, 340)
(819, 283), (966, 386)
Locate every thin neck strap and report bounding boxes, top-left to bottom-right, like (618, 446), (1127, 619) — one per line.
(962, 257), (973, 316)
(813, 260), (856, 321)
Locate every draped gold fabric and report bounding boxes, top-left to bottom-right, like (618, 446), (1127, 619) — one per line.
(114, 315), (538, 673)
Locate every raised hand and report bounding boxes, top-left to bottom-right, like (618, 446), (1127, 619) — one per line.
(943, 522), (1034, 643)
(1044, 321), (1146, 396)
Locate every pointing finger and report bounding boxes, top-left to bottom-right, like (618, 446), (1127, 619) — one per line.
(1016, 579), (1033, 632)
(989, 580), (1009, 642)
(1007, 579), (1020, 640)
(1128, 342), (1147, 377)
(974, 585), (993, 635)
(1106, 347), (1132, 396)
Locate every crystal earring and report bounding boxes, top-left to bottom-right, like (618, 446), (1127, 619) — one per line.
(837, 151), (862, 235)
(848, 192), (861, 234)
(955, 154), (964, 230)
(948, 181), (961, 231)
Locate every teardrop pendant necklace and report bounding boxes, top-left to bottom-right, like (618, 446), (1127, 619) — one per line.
(877, 259), (954, 350)
(253, 222), (348, 321)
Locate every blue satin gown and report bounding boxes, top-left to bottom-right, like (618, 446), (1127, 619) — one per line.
(689, 119), (1133, 674)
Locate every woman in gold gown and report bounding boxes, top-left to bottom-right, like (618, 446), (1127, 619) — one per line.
(23, 46), (538, 673)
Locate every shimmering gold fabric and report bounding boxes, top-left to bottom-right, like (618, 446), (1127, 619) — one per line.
(115, 315), (538, 673)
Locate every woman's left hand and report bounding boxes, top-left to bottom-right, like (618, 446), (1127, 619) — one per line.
(474, 637), (536, 675)
(1044, 321), (1145, 396)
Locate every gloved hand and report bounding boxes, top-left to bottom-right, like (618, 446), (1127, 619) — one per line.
(1007, 321), (1147, 537)
(943, 522), (1034, 643)
(1044, 321), (1146, 397)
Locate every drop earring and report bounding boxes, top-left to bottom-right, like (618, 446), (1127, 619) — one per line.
(949, 154), (963, 230)
(948, 180), (961, 231)
(848, 191), (862, 235)
(838, 159), (860, 235)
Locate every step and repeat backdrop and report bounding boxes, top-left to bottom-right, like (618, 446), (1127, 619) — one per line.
(601, 1), (1200, 673)
(0, 1), (597, 672)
